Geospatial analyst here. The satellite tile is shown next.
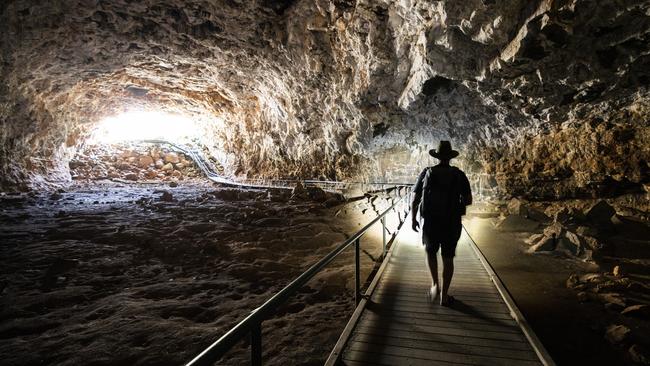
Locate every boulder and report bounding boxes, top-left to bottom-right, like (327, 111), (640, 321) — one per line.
(529, 236), (556, 252)
(544, 222), (565, 238)
(525, 233), (544, 245)
(604, 324), (630, 344)
(585, 200), (616, 225)
(145, 169), (157, 179)
(629, 344), (650, 365)
(507, 198), (528, 216)
(160, 191), (174, 202)
(621, 304), (650, 319)
(559, 231), (582, 255)
(137, 155), (154, 168)
(164, 152), (180, 164)
(528, 208), (551, 223)
(125, 173), (138, 181)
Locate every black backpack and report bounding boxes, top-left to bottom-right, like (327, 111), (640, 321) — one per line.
(421, 166), (463, 219)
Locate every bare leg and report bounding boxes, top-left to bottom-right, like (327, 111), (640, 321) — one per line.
(426, 250), (439, 295)
(441, 256), (454, 302)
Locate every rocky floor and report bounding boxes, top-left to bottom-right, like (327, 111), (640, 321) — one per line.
(0, 181), (401, 366)
(482, 196), (650, 365)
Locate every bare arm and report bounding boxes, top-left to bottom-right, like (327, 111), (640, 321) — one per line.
(411, 169), (427, 231)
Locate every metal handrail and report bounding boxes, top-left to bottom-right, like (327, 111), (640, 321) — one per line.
(185, 188), (411, 366)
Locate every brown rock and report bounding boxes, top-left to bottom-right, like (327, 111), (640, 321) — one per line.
(621, 304), (650, 318)
(160, 191), (174, 202)
(125, 173), (138, 181)
(629, 344), (650, 364)
(145, 169), (157, 179)
(164, 152), (180, 164)
(171, 170), (182, 178)
(138, 155), (154, 168)
(507, 198), (528, 216)
(585, 200), (616, 225)
(604, 324), (631, 344)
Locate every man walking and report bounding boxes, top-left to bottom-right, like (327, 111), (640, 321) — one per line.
(411, 141), (472, 306)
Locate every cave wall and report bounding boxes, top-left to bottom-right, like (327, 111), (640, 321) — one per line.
(1, 0), (649, 198)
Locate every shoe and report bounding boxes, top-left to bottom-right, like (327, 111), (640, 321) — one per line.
(440, 294), (455, 307)
(428, 284), (439, 303)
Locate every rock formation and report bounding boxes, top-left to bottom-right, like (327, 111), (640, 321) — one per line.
(1, 0), (648, 197)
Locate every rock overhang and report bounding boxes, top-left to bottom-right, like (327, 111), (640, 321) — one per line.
(0, 0), (648, 198)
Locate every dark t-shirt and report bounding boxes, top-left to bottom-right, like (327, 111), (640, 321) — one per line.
(412, 164), (472, 220)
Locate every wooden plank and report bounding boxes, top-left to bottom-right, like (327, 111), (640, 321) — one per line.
(352, 327), (532, 351)
(371, 289), (505, 303)
(359, 312), (521, 334)
(343, 349), (467, 366)
(353, 320), (528, 342)
(369, 295), (512, 312)
(345, 343), (541, 366)
(365, 300), (513, 317)
(350, 332), (539, 360)
(361, 309), (518, 327)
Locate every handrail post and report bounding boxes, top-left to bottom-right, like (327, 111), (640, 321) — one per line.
(381, 217), (386, 258)
(251, 322), (262, 366)
(355, 237), (361, 306)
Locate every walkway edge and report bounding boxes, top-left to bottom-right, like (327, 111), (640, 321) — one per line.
(324, 222), (406, 365)
(463, 226), (557, 366)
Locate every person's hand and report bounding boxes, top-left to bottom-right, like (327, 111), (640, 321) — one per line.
(412, 220), (420, 232)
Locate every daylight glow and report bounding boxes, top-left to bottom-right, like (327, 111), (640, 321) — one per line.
(88, 111), (198, 144)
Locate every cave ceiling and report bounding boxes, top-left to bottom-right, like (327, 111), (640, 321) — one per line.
(1, 0), (649, 195)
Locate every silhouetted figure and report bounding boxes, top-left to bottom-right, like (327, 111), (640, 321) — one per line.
(411, 141), (472, 306)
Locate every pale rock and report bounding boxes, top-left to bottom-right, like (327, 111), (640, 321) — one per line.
(154, 159), (164, 169)
(171, 170), (182, 178)
(604, 324), (631, 344)
(621, 304), (650, 319)
(164, 152), (180, 164)
(543, 222), (565, 238)
(525, 233), (544, 245)
(162, 163), (174, 171)
(528, 236), (555, 252)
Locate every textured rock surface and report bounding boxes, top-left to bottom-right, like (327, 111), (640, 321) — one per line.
(1, 0), (649, 197)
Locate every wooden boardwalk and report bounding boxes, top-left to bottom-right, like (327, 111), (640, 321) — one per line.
(328, 216), (554, 366)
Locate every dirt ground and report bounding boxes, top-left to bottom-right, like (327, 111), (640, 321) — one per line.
(0, 181), (403, 366)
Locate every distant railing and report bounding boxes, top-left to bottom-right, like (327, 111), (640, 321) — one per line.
(185, 187), (412, 366)
(142, 140), (412, 194)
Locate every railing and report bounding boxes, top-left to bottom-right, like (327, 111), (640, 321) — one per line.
(185, 187), (412, 366)
(141, 139), (411, 194)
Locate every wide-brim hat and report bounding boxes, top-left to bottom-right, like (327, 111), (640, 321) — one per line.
(429, 140), (459, 159)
